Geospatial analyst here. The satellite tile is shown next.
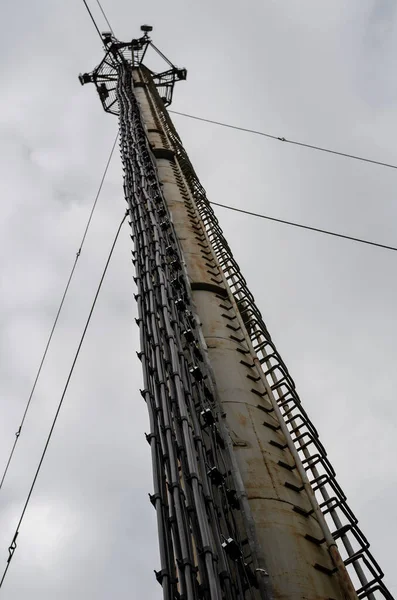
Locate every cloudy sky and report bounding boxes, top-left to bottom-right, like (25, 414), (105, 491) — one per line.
(0, 0), (396, 598)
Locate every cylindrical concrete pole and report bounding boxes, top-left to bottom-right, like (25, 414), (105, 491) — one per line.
(132, 66), (357, 600)
(81, 34), (392, 599)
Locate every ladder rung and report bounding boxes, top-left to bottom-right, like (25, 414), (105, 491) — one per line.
(284, 481), (303, 493)
(293, 505), (313, 518)
(313, 563), (337, 576)
(269, 439), (287, 450)
(278, 460), (295, 471)
(305, 533), (324, 545)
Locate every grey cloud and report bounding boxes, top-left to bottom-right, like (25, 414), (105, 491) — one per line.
(0, 1), (395, 598)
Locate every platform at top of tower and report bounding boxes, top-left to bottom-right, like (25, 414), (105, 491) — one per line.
(78, 28), (187, 115)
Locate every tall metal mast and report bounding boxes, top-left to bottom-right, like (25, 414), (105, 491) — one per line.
(79, 27), (392, 600)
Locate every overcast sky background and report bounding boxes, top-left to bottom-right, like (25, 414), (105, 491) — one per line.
(0, 0), (396, 598)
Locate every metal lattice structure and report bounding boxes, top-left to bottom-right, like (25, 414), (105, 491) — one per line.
(80, 27), (393, 600)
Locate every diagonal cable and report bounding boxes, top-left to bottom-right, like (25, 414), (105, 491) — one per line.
(81, 0), (103, 42)
(95, 0), (114, 35)
(0, 211), (127, 590)
(210, 201), (397, 253)
(0, 132), (119, 493)
(169, 109), (397, 171)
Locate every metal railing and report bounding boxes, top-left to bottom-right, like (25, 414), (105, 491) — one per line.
(148, 76), (393, 600)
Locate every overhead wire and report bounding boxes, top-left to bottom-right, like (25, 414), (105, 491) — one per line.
(94, 0), (114, 35)
(81, 0), (104, 42)
(77, 13), (397, 251)
(0, 132), (119, 494)
(169, 110), (397, 171)
(210, 201), (397, 253)
(0, 211), (127, 590)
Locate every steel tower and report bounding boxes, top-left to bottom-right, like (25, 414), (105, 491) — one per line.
(79, 27), (392, 600)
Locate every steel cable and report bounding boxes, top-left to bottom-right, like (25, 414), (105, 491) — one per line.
(95, 0), (114, 35)
(209, 200), (397, 253)
(0, 132), (119, 493)
(81, 0), (103, 42)
(169, 109), (397, 171)
(0, 211), (127, 590)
